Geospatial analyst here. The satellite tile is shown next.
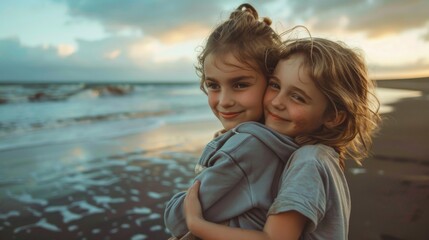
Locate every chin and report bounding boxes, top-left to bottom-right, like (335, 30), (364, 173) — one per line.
(222, 122), (236, 130)
(267, 124), (288, 136)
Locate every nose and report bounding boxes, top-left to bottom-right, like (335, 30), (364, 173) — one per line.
(218, 90), (235, 108)
(270, 94), (285, 110)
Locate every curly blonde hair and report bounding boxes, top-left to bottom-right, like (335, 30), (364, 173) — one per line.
(280, 37), (381, 167)
(195, 3), (281, 93)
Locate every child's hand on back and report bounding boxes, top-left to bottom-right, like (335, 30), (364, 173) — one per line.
(213, 129), (227, 138)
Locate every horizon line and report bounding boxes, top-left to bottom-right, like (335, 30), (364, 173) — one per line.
(1, 76), (429, 85)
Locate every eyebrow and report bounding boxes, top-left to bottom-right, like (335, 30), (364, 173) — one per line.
(205, 75), (255, 83)
(268, 75), (279, 81)
(290, 86), (313, 101)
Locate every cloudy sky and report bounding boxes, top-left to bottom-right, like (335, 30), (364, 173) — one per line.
(1, 0), (428, 83)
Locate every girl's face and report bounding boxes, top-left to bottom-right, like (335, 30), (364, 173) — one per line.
(204, 52), (267, 130)
(264, 54), (330, 137)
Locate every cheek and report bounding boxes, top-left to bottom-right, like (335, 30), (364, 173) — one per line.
(207, 93), (218, 111)
(263, 90), (274, 106)
(291, 109), (324, 130)
(254, 86), (266, 99)
(289, 109), (310, 126)
(242, 90), (264, 108)
(241, 98), (263, 119)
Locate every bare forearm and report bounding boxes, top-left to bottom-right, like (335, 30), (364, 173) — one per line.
(184, 181), (305, 240)
(189, 218), (270, 240)
(187, 211), (306, 240)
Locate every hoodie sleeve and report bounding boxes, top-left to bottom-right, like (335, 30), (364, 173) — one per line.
(195, 151), (247, 220)
(163, 190), (188, 237)
(164, 141), (249, 237)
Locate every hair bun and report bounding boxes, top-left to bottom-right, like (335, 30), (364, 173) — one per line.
(236, 3), (259, 19)
(262, 17), (272, 26)
(232, 4), (272, 26)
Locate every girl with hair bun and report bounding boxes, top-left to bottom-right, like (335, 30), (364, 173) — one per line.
(164, 3), (299, 239)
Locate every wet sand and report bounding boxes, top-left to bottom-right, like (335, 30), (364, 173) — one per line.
(1, 77), (428, 240)
(346, 77), (429, 240)
(0, 121), (221, 240)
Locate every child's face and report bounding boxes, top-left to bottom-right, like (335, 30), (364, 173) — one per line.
(204, 52), (267, 130)
(264, 54), (330, 137)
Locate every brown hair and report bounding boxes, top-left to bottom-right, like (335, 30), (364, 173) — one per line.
(279, 37), (381, 167)
(196, 3), (281, 93)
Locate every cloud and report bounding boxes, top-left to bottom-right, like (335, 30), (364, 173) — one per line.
(104, 49), (121, 60)
(369, 58), (429, 79)
(283, 0), (429, 38)
(3, 0), (427, 82)
(53, 0), (224, 38)
(52, 0), (280, 42)
(127, 36), (201, 65)
(0, 38), (70, 80)
(0, 37), (196, 82)
(57, 44), (76, 57)
(347, 0), (429, 38)
(158, 23), (210, 44)
(422, 29), (429, 42)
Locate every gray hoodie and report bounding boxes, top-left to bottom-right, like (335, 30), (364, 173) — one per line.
(164, 122), (298, 237)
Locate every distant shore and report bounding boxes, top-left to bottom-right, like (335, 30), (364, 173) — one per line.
(0, 75), (428, 86)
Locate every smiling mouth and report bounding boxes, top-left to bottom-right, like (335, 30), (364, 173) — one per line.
(219, 111), (242, 119)
(267, 111), (287, 121)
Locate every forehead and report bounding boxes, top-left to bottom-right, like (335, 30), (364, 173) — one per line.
(275, 54), (310, 81)
(204, 52), (258, 73)
(275, 54), (329, 102)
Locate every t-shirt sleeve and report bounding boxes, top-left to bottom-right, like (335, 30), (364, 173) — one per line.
(268, 151), (327, 232)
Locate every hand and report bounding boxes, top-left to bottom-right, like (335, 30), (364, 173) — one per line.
(184, 180), (203, 230)
(213, 129), (227, 138)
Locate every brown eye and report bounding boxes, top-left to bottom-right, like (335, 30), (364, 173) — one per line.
(268, 80), (280, 89)
(205, 81), (220, 90)
(233, 82), (250, 89)
(291, 93), (305, 103)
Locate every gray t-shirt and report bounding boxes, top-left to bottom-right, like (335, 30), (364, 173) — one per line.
(269, 144), (350, 240)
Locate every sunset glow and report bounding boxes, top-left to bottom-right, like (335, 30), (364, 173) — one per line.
(0, 0), (428, 82)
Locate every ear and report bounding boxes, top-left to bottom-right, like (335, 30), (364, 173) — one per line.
(324, 111), (346, 129)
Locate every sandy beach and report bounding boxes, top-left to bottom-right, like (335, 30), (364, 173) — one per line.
(0, 119), (222, 240)
(1, 78), (428, 240)
(345, 77), (429, 240)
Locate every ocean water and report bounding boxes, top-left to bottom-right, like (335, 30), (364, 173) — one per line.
(0, 83), (214, 152)
(0, 83), (216, 239)
(0, 83), (423, 152)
